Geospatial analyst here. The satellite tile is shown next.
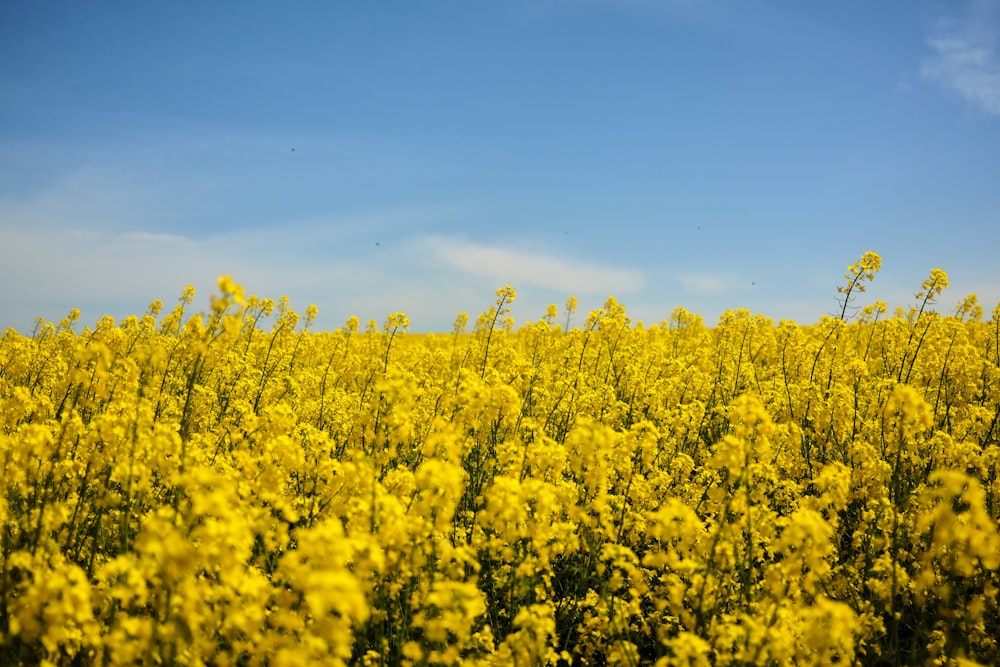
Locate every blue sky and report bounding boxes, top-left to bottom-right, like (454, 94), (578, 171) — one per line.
(2, 0), (999, 333)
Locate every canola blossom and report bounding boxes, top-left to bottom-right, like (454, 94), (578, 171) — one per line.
(1, 259), (999, 666)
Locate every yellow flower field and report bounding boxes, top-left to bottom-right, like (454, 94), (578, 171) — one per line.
(2, 254), (999, 666)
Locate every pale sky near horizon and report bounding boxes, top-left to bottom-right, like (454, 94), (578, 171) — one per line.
(2, 0), (999, 333)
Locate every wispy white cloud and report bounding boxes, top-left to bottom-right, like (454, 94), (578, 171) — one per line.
(0, 217), (644, 332)
(118, 231), (193, 245)
(921, 0), (1000, 115)
(0, 168), (644, 332)
(417, 235), (644, 295)
(676, 271), (742, 294)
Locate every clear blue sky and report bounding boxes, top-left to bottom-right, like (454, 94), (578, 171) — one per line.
(2, 0), (998, 332)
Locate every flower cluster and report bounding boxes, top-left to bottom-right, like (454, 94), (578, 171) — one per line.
(2, 263), (999, 666)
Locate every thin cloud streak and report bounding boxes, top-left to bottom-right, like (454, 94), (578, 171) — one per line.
(921, 0), (1000, 114)
(418, 235), (644, 295)
(0, 210), (638, 333)
(677, 272), (742, 294)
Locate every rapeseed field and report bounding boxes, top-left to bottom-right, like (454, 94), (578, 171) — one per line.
(2, 254), (998, 666)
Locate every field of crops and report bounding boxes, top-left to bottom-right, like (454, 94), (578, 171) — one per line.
(2, 255), (999, 666)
